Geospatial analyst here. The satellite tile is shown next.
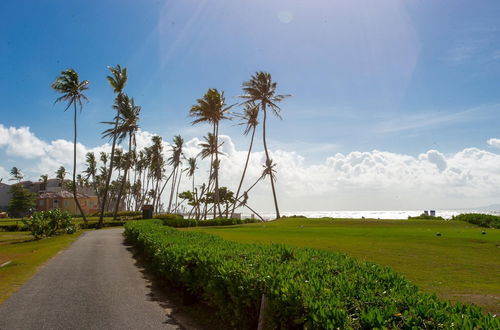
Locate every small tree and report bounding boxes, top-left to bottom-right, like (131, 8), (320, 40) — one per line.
(8, 184), (36, 218)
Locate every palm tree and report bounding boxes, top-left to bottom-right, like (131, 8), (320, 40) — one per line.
(9, 167), (23, 183)
(99, 64), (128, 226)
(166, 135), (184, 213)
(84, 152), (101, 209)
(186, 157), (199, 218)
(230, 102), (259, 218)
(189, 88), (233, 217)
(39, 174), (48, 183)
(240, 72), (290, 219)
(51, 69), (89, 224)
(103, 94), (141, 219)
(198, 133), (225, 219)
(55, 166), (67, 190)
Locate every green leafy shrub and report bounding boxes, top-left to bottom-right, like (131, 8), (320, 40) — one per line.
(452, 213), (500, 229)
(124, 220), (499, 329)
(23, 209), (77, 239)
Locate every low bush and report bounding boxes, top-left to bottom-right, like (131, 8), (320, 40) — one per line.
(89, 210), (142, 218)
(200, 217), (259, 226)
(23, 209), (77, 239)
(124, 220), (498, 329)
(452, 213), (500, 229)
(408, 213), (445, 221)
(158, 216), (259, 228)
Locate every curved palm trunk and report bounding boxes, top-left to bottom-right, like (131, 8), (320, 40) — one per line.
(72, 103), (87, 225)
(99, 114), (119, 226)
(167, 166), (178, 213)
(113, 134), (132, 219)
(262, 104), (280, 219)
(230, 126), (256, 218)
(158, 169), (175, 211)
(174, 170), (183, 212)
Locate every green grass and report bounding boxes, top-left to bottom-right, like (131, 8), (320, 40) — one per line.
(186, 217), (500, 313)
(0, 231), (82, 303)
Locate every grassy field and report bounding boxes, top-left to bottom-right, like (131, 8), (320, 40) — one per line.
(0, 231), (82, 303)
(186, 217), (500, 313)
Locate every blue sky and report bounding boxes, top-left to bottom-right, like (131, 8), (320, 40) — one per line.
(1, 0), (500, 210)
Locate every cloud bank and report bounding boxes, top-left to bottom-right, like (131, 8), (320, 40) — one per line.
(1, 123), (500, 211)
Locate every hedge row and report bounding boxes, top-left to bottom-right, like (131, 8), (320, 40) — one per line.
(452, 213), (500, 229)
(89, 210), (143, 218)
(124, 220), (498, 329)
(154, 214), (259, 228)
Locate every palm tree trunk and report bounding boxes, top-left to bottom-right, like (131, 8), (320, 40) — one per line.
(167, 166), (178, 213)
(214, 123), (223, 218)
(262, 104), (280, 219)
(99, 114), (119, 225)
(230, 126), (256, 218)
(113, 134), (132, 219)
(174, 170), (183, 212)
(72, 103), (87, 225)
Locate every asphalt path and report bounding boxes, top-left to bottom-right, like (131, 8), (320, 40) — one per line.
(0, 228), (182, 330)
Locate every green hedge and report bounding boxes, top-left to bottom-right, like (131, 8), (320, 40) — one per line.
(408, 214), (445, 221)
(90, 210), (142, 218)
(124, 220), (498, 329)
(156, 215), (259, 228)
(452, 213), (500, 229)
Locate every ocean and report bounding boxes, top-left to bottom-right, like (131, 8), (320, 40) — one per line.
(247, 209), (500, 221)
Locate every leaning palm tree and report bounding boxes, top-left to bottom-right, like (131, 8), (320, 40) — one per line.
(189, 89), (233, 217)
(230, 102), (259, 218)
(240, 72), (290, 219)
(51, 69), (89, 224)
(99, 64), (128, 226)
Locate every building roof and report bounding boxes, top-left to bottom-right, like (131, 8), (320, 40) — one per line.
(38, 191), (90, 199)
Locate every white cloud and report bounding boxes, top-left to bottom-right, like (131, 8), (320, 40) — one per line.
(2, 123), (500, 212)
(0, 125), (47, 158)
(487, 138), (500, 148)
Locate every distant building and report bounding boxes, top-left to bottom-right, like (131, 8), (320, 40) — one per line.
(37, 191), (99, 215)
(0, 183), (11, 212)
(0, 178), (100, 216)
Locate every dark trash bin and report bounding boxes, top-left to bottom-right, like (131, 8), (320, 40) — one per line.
(142, 205), (153, 219)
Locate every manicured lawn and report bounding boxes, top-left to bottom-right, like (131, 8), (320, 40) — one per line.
(0, 231), (82, 303)
(186, 217), (500, 313)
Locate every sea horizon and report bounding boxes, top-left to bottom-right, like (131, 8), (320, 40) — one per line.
(247, 209), (500, 220)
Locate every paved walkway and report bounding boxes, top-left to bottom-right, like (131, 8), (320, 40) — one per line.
(0, 229), (182, 330)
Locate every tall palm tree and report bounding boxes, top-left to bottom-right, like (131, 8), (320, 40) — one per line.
(166, 135), (184, 213)
(55, 166), (67, 190)
(51, 69), (89, 224)
(186, 157), (199, 218)
(230, 102), (259, 218)
(189, 88), (233, 217)
(9, 167), (23, 183)
(103, 94), (141, 219)
(99, 64), (128, 226)
(198, 133), (225, 219)
(84, 152), (101, 209)
(240, 72), (290, 219)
